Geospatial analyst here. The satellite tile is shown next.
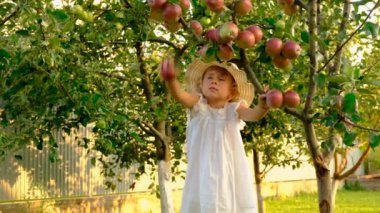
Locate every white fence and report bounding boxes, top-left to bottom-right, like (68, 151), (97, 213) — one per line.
(0, 126), (135, 201)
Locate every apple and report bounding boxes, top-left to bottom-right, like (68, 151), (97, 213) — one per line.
(273, 55), (291, 69)
(204, 28), (220, 42)
(275, 20), (285, 30)
(160, 58), (176, 80)
(205, 0), (224, 13)
(219, 22), (239, 43)
(217, 43), (234, 61)
(148, 0), (167, 9)
(234, 0), (252, 16)
(282, 40), (301, 59)
(236, 30), (255, 49)
(179, 0), (191, 11)
(96, 119), (107, 129)
(265, 38), (283, 57)
(163, 4), (182, 24)
(283, 90), (300, 108)
(246, 25), (263, 43)
(266, 89), (283, 108)
(200, 16), (211, 25)
(189, 20), (203, 36)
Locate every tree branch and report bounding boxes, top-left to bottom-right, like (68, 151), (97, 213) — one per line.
(317, 0), (380, 73)
(284, 107), (305, 121)
(239, 49), (264, 94)
(342, 117), (380, 132)
(304, 0), (319, 115)
(334, 143), (371, 180)
(0, 5), (19, 28)
(331, 0), (351, 75)
(147, 38), (179, 51)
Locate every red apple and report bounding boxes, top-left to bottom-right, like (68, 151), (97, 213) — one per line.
(265, 38), (283, 57)
(219, 22), (239, 43)
(234, 0), (252, 16)
(204, 28), (220, 42)
(266, 89), (283, 108)
(273, 55), (291, 69)
(163, 4), (182, 24)
(189, 20), (203, 36)
(148, 0), (167, 9)
(179, 0), (191, 11)
(236, 30), (255, 49)
(205, 0), (224, 13)
(160, 58), (176, 80)
(246, 25), (263, 43)
(282, 40), (301, 59)
(283, 90), (300, 108)
(217, 43), (234, 61)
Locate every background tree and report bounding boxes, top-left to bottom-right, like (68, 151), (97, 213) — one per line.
(1, 1), (380, 213)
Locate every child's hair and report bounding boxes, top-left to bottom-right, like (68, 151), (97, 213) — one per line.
(199, 65), (240, 102)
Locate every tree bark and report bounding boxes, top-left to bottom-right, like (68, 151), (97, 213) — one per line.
(253, 149), (265, 213)
(331, 179), (341, 211)
(158, 160), (174, 213)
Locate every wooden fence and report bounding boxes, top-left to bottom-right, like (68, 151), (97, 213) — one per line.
(0, 126), (135, 201)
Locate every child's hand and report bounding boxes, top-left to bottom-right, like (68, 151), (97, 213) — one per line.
(258, 94), (269, 110)
(160, 58), (176, 81)
(258, 86), (270, 110)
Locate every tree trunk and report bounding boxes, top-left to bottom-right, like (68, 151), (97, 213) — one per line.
(303, 122), (332, 213)
(158, 160), (174, 213)
(331, 179), (341, 211)
(253, 149), (265, 213)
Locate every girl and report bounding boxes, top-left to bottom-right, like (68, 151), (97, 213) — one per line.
(160, 58), (269, 213)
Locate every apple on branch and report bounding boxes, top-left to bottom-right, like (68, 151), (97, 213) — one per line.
(266, 89), (284, 109)
(265, 37), (283, 57)
(236, 30), (255, 49)
(246, 25), (263, 43)
(234, 0), (252, 16)
(283, 90), (300, 108)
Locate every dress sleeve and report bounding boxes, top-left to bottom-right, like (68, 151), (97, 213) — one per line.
(229, 101), (246, 130)
(187, 94), (205, 120)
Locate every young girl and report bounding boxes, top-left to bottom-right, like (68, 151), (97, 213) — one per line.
(160, 58), (269, 213)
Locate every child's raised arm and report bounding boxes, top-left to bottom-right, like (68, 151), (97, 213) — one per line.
(237, 94), (269, 122)
(160, 58), (199, 108)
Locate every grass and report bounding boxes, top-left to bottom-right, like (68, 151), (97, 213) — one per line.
(265, 189), (380, 213)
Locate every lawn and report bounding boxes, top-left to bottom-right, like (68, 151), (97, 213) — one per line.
(265, 189), (380, 213)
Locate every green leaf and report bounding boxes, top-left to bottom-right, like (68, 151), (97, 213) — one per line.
(328, 75), (349, 83)
(315, 73), (327, 87)
(363, 22), (379, 39)
(15, 30), (29, 37)
(301, 31), (309, 43)
(0, 48), (11, 59)
(343, 131), (357, 146)
(369, 133), (380, 149)
(49, 9), (69, 22)
(342, 93), (356, 114)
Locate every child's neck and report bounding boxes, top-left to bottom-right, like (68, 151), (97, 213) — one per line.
(206, 99), (229, 109)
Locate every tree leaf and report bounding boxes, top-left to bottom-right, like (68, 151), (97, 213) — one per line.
(342, 93), (356, 114)
(369, 133), (380, 149)
(343, 131), (357, 146)
(49, 9), (69, 22)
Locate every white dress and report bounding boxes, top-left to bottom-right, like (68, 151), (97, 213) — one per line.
(180, 96), (257, 213)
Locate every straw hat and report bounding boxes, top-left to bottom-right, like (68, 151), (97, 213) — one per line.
(185, 59), (254, 106)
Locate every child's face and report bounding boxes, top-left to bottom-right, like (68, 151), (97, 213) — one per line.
(200, 67), (236, 105)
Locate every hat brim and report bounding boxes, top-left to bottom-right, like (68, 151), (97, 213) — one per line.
(185, 59), (254, 106)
